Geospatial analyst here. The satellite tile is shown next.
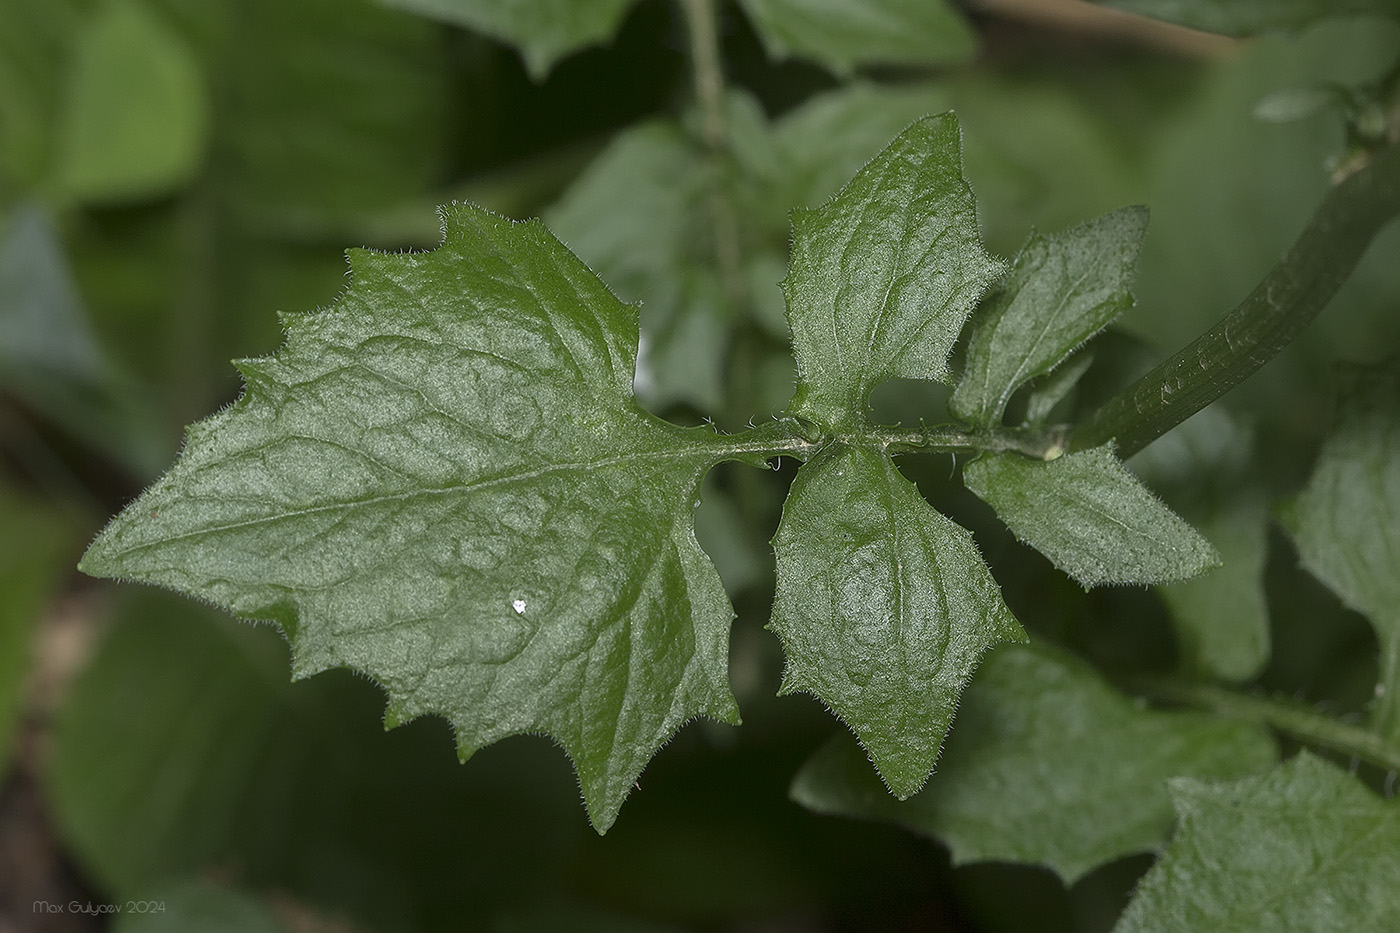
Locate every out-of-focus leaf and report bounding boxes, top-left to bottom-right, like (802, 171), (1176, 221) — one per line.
(54, 0), (208, 203)
(546, 121), (726, 412)
(770, 446), (1024, 798)
(1089, 0), (1400, 36)
(964, 446), (1219, 588)
(0, 487), (70, 775)
(1280, 361), (1400, 733)
(737, 0), (976, 74)
(952, 207), (1147, 427)
(785, 114), (1005, 432)
(0, 0), (83, 198)
(791, 644), (1276, 883)
(78, 205), (746, 832)
(1134, 406), (1270, 682)
(113, 882), (287, 933)
(1116, 753), (1400, 932)
(375, 0), (636, 79)
(50, 590), (588, 927)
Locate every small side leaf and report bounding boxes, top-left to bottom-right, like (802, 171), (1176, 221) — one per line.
(952, 206), (1147, 428)
(769, 445), (1025, 798)
(791, 644), (1277, 883)
(79, 204), (741, 832)
(375, 0), (636, 79)
(784, 113), (1006, 432)
(736, 0), (976, 75)
(964, 445), (1219, 587)
(1117, 753), (1400, 932)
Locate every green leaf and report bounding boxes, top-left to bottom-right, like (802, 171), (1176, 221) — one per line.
(78, 204), (743, 832)
(1280, 362), (1400, 733)
(737, 0), (976, 74)
(50, 590), (587, 919)
(376, 0), (636, 79)
(1088, 0), (1400, 36)
(769, 445), (1025, 798)
(964, 445), (1219, 587)
(784, 113), (1006, 432)
(791, 644), (1276, 883)
(113, 882), (288, 933)
(952, 207), (1147, 427)
(545, 120), (728, 412)
(0, 487), (70, 775)
(54, 0), (208, 203)
(1116, 753), (1400, 932)
(1133, 406), (1271, 682)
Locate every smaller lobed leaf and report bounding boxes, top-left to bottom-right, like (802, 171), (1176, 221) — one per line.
(952, 206), (1147, 428)
(1116, 753), (1400, 932)
(769, 444), (1025, 798)
(791, 643), (1277, 883)
(964, 445), (1219, 587)
(783, 113), (1007, 432)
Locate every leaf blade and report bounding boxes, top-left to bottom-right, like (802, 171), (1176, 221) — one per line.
(769, 444), (1024, 797)
(964, 445), (1219, 587)
(79, 203), (739, 831)
(952, 206), (1147, 427)
(737, 0), (976, 74)
(784, 113), (1006, 432)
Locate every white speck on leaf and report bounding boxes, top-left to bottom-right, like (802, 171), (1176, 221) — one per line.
(512, 598), (527, 614)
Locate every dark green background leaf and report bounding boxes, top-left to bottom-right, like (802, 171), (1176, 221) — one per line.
(737, 0), (976, 74)
(791, 644), (1276, 883)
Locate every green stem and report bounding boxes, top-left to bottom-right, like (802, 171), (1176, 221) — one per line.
(1070, 142), (1400, 459)
(701, 417), (1064, 463)
(678, 0), (748, 313)
(1135, 677), (1400, 774)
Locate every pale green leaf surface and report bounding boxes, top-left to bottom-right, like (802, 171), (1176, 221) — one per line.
(737, 0), (976, 74)
(78, 204), (742, 831)
(1089, 0), (1400, 36)
(964, 446), (1219, 587)
(784, 114), (1006, 432)
(791, 644), (1276, 882)
(952, 207), (1147, 427)
(769, 444), (1025, 798)
(55, 0), (208, 203)
(1116, 753), (1400, 932)
(376, 0), (636, 79)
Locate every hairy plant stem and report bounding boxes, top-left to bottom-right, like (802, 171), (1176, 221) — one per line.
(1071, 141), (1400, 458)
(1134, 676), (1400, 775)
(704, 417), (1065, 463)
(679, 0), (749, 313)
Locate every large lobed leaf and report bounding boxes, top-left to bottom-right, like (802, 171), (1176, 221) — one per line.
(791, 644), (1276, 883)
(1117, 753), (1400, 932)
(79, 204), (744, 831)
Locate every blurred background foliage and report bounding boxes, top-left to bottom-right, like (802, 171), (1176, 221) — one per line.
(1, 0), (1397, 930)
